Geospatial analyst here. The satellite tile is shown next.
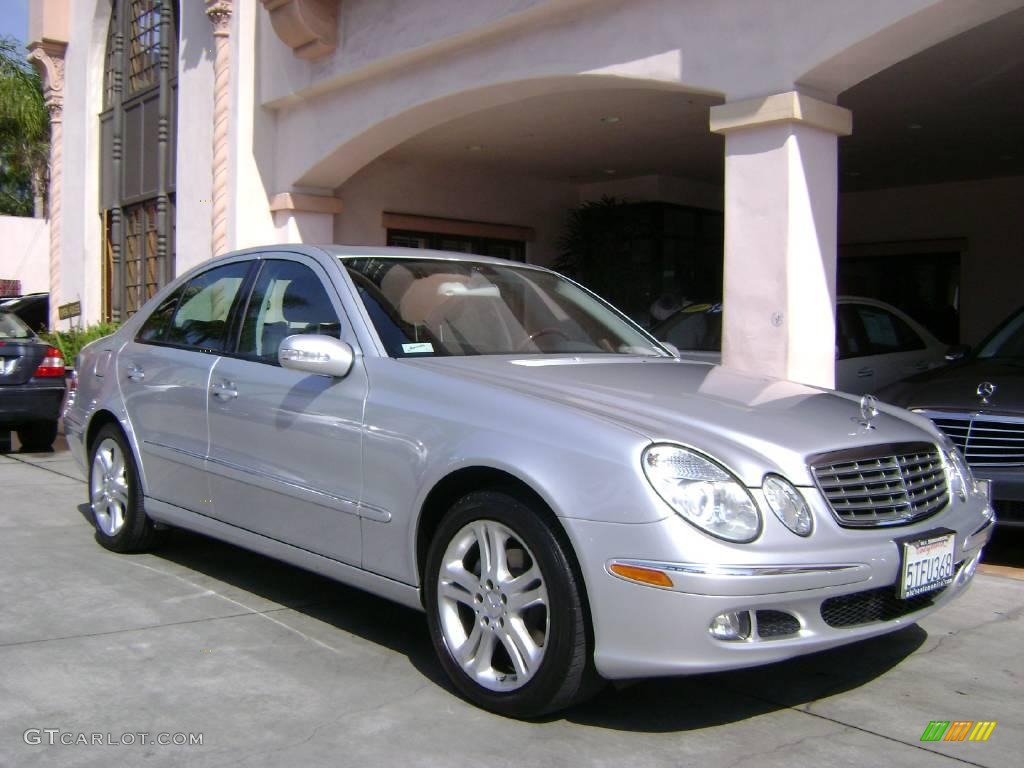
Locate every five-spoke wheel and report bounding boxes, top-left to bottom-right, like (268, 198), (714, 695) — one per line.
(436, 519), (550, 691)
(90, 436), (130, 536)
(425, 490), (599, 718)
(88, 424), (159, 552)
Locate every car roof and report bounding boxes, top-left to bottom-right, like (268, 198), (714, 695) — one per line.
(322, 244), (549, 270)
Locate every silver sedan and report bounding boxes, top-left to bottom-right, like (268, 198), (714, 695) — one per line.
(65, 245), (994, 718)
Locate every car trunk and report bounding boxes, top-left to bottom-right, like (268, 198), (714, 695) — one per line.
(0, 341), (46, 385)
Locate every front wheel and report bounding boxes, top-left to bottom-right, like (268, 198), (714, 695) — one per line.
(88, 425), (159, 552)
(424, 490), (599, 718)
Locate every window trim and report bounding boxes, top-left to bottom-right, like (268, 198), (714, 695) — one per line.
(230, 258), (346, 366)
(134, 260), (257, 354)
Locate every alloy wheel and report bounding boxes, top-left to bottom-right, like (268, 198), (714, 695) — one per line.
(436, 519), (550, 692)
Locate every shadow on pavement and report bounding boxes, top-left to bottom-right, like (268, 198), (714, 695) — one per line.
(121, 524), (929, 730)
(565, 625), (926, 731)
(151, 527), (450, 690)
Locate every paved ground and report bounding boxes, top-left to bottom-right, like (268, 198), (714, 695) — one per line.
(1, 440), (1022, 768)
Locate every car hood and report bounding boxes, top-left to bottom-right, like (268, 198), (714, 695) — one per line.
(405, 355), (939, 486)
(881, 358), (1024, 414)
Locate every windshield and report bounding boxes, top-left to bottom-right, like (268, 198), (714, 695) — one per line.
(653, 303), (723, 352)
(0, 311), (34, 340)
(345, 257), (666, 358)
(976, 308), (1024, 360)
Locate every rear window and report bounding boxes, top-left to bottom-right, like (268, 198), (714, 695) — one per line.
(0, 312), (33, 340)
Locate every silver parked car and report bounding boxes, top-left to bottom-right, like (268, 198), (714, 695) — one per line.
(653, 297), (948, 394)
(66, 246), (993, 718)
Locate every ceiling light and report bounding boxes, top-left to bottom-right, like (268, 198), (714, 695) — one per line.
(465, 144), (483, 152)
(599, 116), (621, 124)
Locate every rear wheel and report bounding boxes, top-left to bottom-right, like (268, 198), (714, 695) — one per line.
(16, 420), (57, 452)
(89, 425), (159, 552)
(424, 490), (599, 718)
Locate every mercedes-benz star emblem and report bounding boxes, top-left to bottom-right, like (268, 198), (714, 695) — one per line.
(856, 394), (879, 430)
(977, 381), (996, 404)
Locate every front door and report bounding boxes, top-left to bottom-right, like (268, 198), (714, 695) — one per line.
(206, 257), (366, 566)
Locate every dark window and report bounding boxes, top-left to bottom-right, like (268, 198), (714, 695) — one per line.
(237, 261), (341, 364)
(136, 285), (183, 343)
(161, 263), (250, 352)
(838, 251), (960, 343)
(855, 305), (925, 355)
(387, 229), (526, 262)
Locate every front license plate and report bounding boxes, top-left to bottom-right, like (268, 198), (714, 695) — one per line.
(899, 531), (956, 600)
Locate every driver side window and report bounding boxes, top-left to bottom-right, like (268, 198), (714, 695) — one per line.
(237, 261), (342, 365)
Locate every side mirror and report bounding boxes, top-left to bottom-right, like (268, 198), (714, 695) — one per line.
(278, 335), (354, 378)
(944, 344), (970, 362)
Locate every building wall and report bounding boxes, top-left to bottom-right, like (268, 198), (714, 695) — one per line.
(333, 160), (579, 266)
(59, 0), (109, 323)
(839, 175), (1024, 343)
(264, 0), (1009, 192)
(0, 217), (49, 294)
(175, 0), (217, 274)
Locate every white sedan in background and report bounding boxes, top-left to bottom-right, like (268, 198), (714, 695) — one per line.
(653, 296), (949, 394)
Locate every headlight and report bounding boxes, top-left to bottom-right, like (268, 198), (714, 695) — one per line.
(642, 444), (761, 543)
(762, 475), (813, 536)
(941, 439), (975, 501)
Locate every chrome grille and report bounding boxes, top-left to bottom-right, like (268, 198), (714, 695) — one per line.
(919, 410), (1024, 468)
(811, 442), (949, 527)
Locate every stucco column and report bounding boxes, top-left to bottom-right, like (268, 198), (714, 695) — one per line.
(269, 192), (344, 243)
(711, 91), (852, 389)
(206, 1), (233, 257)
(27, 41), (67, 328)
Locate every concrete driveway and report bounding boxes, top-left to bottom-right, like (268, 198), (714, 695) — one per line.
(1, 441), (1022, 768)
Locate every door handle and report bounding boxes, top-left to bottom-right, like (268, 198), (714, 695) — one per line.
(210, 381), (238, 400)
(856, 367), (874, 378)
(126, 365), (145, 382)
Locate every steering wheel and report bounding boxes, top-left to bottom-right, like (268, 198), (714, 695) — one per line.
(516, 327), (571, 351)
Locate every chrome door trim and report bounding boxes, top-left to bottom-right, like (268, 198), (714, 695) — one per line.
(202, 453), (389, 521)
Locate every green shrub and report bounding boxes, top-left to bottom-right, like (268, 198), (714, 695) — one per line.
(40, 323), (121, 368)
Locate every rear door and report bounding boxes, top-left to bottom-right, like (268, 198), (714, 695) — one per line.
(118, 260), (253, 510)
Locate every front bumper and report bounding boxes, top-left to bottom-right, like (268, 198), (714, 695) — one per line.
(0, 383), (65, 426)
(563, 489), (993, 680)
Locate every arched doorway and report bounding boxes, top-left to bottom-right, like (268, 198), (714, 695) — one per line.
(99, 0), (178, 320)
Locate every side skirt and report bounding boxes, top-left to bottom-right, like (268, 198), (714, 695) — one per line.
(144, 497), (424, 612)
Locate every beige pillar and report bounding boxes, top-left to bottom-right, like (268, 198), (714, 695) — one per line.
(270, 193), (343, 244)
(206, 1), (233, 257)
(27, 41), (67, 329)
(710, 91), (852, 389)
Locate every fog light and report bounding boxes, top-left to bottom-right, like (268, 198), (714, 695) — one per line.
(709, 610), (751, 641)
(958, 554), (980, 585)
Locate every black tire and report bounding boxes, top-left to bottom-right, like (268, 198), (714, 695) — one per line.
(424, 489), (600, 718)
(88, 424), (160, 553)
(16, 420), (58, 452)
